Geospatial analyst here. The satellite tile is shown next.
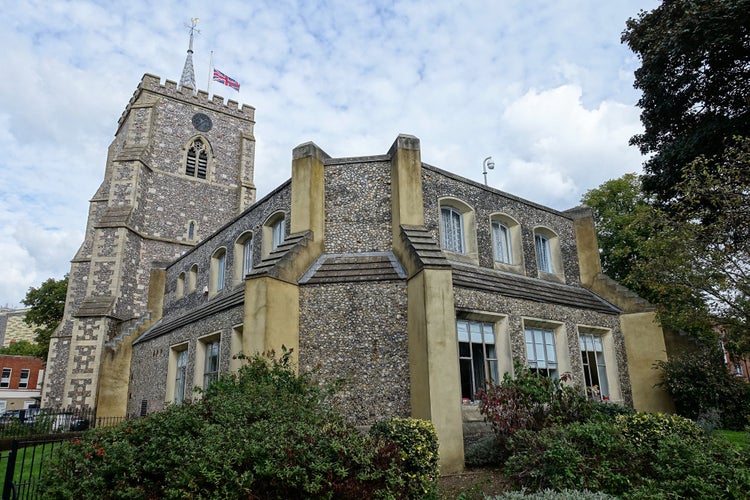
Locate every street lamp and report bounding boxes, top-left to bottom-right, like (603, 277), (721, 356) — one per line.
(482, 156), (495, 186)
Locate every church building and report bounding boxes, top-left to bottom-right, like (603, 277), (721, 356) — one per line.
(43, 37), (674, 473)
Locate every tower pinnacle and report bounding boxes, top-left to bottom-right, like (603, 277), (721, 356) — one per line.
(179, 18), (200, 91)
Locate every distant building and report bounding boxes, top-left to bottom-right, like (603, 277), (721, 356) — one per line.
(0, 308), (36, 348)
(0, 355), (44, 412)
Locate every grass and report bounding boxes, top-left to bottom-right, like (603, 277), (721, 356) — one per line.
(0, 441), (60, 497)
(715, 429), (750, 450)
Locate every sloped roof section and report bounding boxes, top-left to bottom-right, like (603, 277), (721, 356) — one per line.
(452, 264), (620, 315)
(400, 225), (451, 270)
(248, 231), (313, 281)
(134, 288), (244, 344)
(299, 252), (407, 284)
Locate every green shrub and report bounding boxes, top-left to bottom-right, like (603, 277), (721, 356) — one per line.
(493, 488), (616, 499)
(656, 349), (750, 430)
(615, 412), (703, 450)
(504, 421), (635, 495)
(38, 350), (411, 499)
(503, 411), (750, 498)
(370, 417), (439, 499)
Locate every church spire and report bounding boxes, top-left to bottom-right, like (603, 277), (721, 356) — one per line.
(179, 18), (199, 91)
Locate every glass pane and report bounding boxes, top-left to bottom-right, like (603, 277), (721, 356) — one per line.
(460, 359), (473, 400)
(469, 321), (482, 342)
(459, 342), (471, 358)
(457, 321), (469, 342)
(483, 323), (495, 345)
(488, 359), (499, 386)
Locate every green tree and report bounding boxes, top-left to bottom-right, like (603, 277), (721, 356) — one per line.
(580, 173), (655, 291)
(622, 0), (750, 205)
(636, 138), (750, 352)
(0, 340), (45, 358)
(21, 275), (68, 360)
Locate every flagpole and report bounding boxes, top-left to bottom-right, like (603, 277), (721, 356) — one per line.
(207, 51), (213, 93)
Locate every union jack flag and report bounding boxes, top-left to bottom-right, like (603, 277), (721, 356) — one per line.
(212, 68), (240, 91)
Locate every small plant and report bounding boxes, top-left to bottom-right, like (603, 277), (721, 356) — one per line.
(370, 417), (439, 499)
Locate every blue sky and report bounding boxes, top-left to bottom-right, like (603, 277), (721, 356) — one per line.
(0, 0), (660, 307)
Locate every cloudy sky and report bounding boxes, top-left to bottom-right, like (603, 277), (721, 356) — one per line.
(1, 0), (659, 307)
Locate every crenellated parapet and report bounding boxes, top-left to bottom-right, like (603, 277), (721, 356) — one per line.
(116, 73), (255, 133)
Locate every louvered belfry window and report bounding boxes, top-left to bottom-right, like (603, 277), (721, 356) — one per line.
(186, 139), (208, 179)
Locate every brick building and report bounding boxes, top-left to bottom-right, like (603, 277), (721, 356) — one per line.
(0, 355), (44, 412)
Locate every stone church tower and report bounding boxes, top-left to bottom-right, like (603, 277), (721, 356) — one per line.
(42, 39), (256, 409)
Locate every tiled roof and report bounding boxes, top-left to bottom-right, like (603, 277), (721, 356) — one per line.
(248, 231), (312, 279)
(134, 288), (244, 344)
(451, 263), (620, 315)
(400, 225), (451, 269)
(300, 252), (407, 284)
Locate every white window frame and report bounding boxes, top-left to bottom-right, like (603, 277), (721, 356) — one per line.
(0, 368), (11, 388)
(18, 369), (30, 389)
(525, 327), (559, 379)
(535, 233), (552, 273)
(580, 332), (610, 400)
(243, 238), (253, 275)
(457, 319), (500, 401)
(272, 218), (285, 250)
(174, 349), (188, 404)
(203, 340), (220, 389)
(492, 221), (512, 264)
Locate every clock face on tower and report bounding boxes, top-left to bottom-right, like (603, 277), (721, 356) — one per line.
(192, 113), (213, 132)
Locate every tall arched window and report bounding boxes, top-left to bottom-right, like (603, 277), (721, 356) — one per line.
(440, 206), (464, 254)
(233, 231), (253, 285)
(210, 248), (227, 296)
(263, 212), (286, 257)
(185, 138), (209, 179)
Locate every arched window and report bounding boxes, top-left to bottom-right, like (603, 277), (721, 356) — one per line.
(210, 248), (227, 296)
(185, 138), (209, 179)
(188, 221), (196, 241)
(533, 227), (563, 279)
(263, 212), (286, 257)
(438, 198), (478, 263)
(234, 232), (253, 285)
(188, 264), (198, 293)
(176, 272), (185, 299)
(440, 206), (464, 254)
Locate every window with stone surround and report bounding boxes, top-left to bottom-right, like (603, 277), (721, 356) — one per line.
(185, 137), (210, 179)
(439, 198), (478, 263)
(210, 248), (227, 297)
(233, 232), (253, 285)
(166, 343), (189, 405)
(457, 319), (499, 401)
(525, 327), (558, 378)
(533, 226), (563, 280)
(176, 272), (185, 299)
(194, 333), (221, 392)
(490, 213), (523, 271)
(203, 340), (220, 389)
(580, 332), (609, 400)
(262, 212), (286, 257)
(188, 264), (198, 293)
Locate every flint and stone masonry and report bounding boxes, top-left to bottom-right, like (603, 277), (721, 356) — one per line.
(46, 73), (674, 473)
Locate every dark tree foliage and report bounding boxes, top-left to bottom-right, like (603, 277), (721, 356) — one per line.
(21, 275), (68, 360)
(622, 0), (750, 204)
